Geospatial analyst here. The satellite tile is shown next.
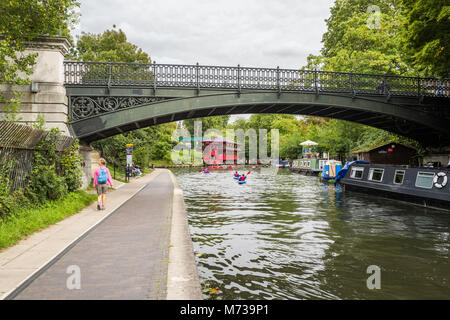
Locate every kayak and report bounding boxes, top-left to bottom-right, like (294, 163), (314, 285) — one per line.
(233, 176), (240, 180)
(238, 180), (247, 184)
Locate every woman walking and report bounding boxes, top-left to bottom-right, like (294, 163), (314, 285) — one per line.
(94, 158), (113, 210)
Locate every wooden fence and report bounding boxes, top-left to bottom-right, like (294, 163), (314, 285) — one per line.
(0, 122), (75, 191)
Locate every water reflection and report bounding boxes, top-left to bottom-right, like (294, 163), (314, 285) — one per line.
(171, 168), (450, 299)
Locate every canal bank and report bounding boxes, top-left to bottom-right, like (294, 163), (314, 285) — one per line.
(0, 169), (201, 300)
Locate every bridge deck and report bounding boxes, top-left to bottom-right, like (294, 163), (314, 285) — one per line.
(63, 61), (450, 146)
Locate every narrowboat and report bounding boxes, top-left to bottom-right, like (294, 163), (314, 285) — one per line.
(290, 140), (324, 175)
(336, 161), (450, 210)
(290, 158), (325, 175)
(276, 159), (290, 168)
(320, 160), (343, 182)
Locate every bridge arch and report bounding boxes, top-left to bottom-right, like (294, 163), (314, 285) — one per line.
(69, 91), (450, 145)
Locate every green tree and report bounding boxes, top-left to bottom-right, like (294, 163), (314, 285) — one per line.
(305, 0), (410, 74)
(298, 0), (425, 156)
(183, 116), (230, 137)
(73, 28), (151, 63)
(280, 131), (305, 159)
(400, 0), (450, 78)
(0, 0), (79, 120)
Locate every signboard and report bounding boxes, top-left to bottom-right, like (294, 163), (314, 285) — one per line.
(126, 144), (133, 155)
(126, 144), (133, 166)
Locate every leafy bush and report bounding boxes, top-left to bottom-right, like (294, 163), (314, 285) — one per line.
(28, 165), (67, 202)
(0, 170), (14, 218)
(25, 128), (68, 202)
(1, 127), (84, 218)
(61, 140), (83, 192)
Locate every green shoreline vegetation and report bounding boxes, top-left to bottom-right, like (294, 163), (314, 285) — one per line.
(0, 129), (94, 250)
(0, 190), (97, 251)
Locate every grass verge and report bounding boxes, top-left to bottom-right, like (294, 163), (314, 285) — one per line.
(0, 190), (97, 251)
(149, 159), (173, 167)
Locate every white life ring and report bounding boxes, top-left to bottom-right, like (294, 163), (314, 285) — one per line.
(433, 172), (448, 189)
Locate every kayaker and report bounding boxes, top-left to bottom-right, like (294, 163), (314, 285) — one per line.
(239, 174), (246, 181)
(234, 171), (239, 177)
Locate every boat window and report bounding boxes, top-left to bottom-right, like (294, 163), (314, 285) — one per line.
(350, 167), (364, 179)
(415, 172), (435, 189)
(368, 168), (384, 182)
(393, 170), (405, 184)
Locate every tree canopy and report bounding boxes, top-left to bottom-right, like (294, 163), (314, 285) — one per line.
(0, 0), (79, 120)
(73, 29), (151, 63)
(182, 116), (231, 138)
(305, 0), (448, 78)
(400, 0), (450, 78)
(227, 115), (419, 161)
(305, 0), (410, 74)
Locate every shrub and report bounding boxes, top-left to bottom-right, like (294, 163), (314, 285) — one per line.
(0, 171), (14, 218)
(61, 140), (83, 192)
(0, 127), (84, 219)
(28, 165), (68, 202)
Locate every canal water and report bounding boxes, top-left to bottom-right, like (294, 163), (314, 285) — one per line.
(171, 168), (450, 299)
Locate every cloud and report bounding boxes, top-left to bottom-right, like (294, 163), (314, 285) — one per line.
(76, 0), (333, 69)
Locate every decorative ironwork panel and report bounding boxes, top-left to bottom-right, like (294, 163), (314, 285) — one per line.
(352, 73), (386, 95)
(64, 61), (449, 98)
(69, 96), (171, 122)
(384, 75), (418, 96)
(420, 78), (449, 97)
(315, 71), (349, 93)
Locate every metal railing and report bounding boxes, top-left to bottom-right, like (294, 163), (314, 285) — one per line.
(0, 122), (75, 191)
(64, 61), (450, 98)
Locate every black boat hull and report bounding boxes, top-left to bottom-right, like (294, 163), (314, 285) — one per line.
(339, 164), (450, 211)
(342, 182), (450, 211)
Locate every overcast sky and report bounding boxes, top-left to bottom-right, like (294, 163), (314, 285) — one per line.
(74, 0), (334, 69)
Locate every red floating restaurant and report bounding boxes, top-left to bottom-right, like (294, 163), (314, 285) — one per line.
(202, 136), (240, 167)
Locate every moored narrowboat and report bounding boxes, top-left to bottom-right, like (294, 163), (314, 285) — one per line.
(336, 162), (450, 210)
(320, 160), (342, 182)
(291, 158), (325, 175)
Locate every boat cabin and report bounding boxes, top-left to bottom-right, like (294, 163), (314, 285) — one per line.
(321, 160), (343, 181)
(339, 163), (450, 210)
(352, 142), (418, 166)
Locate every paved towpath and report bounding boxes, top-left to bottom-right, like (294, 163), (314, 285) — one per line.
(10, 170), (174, 300)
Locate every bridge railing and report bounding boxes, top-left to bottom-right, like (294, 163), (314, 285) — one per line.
(64, 61), (449, 97)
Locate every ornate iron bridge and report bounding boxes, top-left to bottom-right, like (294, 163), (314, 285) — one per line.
(64, 61), (450, 144)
